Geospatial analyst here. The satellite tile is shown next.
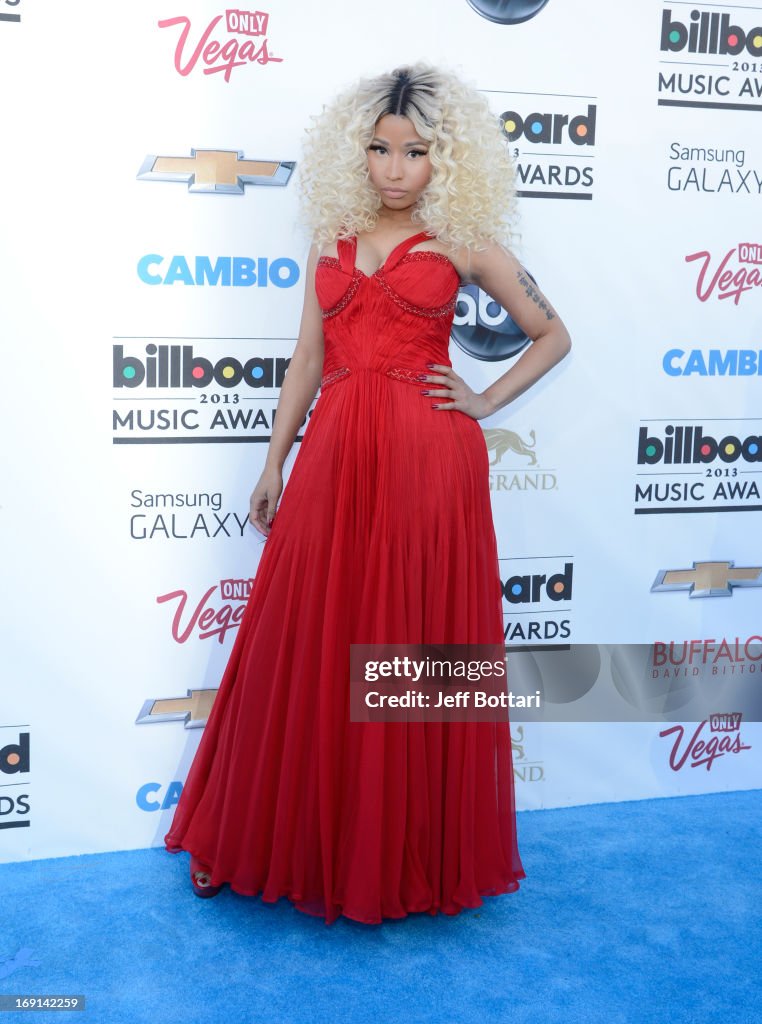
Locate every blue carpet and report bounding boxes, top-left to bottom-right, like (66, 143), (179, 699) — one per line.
(3, 789), (760, 1024)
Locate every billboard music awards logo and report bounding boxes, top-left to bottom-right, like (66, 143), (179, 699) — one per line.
(490, 91), (596, 200)
(634, 419), (762, 513)
(685, 242), (762, 304)
(129, 488), (250, 541)
(659, 714), (751, 771)
(0, 0), (21, 24)
(1, 729), (30, 831)
(157, 577), (253, 644)
(658, 6), (762, 111)
(500, 556), (573, 643)
(158, 9), (283, 82)
(111, 343), (311, 444)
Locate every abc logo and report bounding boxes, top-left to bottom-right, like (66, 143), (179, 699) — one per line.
(451, 279), (535, 362)
(1, 732), (29, 774)
(467, 0), (550, 25)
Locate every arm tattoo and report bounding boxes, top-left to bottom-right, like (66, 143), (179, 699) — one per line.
(516, 269), (556, 322)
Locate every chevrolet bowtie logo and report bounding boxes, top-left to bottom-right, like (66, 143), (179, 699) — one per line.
(136, 689), (220, 729)
(137, 149), (295, 193)
(651, 560), (762, 598)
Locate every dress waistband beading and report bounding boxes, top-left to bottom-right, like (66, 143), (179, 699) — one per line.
(319, 366), (435, 390)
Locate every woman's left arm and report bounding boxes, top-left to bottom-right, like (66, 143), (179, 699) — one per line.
(423, 241), (572, 420)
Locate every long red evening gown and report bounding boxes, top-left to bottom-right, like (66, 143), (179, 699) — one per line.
(164, 228), (526, 924)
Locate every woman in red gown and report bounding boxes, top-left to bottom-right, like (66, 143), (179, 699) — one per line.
(164, 63), (571, 925)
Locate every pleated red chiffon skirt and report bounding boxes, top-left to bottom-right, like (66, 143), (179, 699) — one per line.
(164, 229), (526, 924)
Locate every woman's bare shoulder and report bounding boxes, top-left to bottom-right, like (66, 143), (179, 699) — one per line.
(442, 239), (514, 285)
(318, 240), (340, 260)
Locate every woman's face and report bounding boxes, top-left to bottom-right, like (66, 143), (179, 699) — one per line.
(366, 114), (432, 211)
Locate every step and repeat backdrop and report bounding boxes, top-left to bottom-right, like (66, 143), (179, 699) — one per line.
(2, 0), (760, 862)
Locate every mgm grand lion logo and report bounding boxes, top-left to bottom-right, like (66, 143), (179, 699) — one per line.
(483, 428), (537, 467)
(510, 724), (525, 760)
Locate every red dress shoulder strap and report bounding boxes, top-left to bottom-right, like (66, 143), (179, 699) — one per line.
(336, 235), (357, 276)
(381, 230), (435, 273)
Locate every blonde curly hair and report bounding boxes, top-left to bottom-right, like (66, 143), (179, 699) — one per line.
(296, 62), (520, 255)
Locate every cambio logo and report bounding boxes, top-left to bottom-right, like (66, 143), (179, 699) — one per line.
(137, 254), (299, 287)
(467, 0), (549, 25)
(663, 349), (762, 376)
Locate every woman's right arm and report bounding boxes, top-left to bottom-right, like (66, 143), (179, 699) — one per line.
(249, 243), (325, 536)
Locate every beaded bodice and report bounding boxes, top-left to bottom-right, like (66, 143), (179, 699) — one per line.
(314, 229), (461, 391)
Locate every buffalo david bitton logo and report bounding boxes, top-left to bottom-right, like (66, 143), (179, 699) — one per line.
(137, 149), (294, 194)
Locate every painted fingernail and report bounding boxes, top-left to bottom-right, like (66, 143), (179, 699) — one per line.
(421, 390), (430, 395)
